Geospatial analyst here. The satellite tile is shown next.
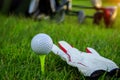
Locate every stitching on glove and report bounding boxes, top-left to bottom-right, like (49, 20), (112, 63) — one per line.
(59, 43), (71, 62)
(77, 62), (87, 67)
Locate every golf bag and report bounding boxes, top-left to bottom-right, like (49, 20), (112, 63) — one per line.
(28, 0), (71, 20)
(29, 0), (57, 15)
(0, 0), (30, 15)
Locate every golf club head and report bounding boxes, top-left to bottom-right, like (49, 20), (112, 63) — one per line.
(93, 11), (103, 25)
(78, 10), (86, 23)
(51, 0), (69, 23)
(91, 0), (102, 8)
(103, 6), (117, 27)
(29, 0), (40, 14)
(52, 9), (65, 23)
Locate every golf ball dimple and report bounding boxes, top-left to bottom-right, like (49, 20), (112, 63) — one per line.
(31, 33), (53, 55)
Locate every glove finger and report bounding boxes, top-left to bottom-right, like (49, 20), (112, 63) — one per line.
(58, 41), (73, 52)
(58, 41), (73, 61)
(59, 41), (83, 54)
(52, 44), (85, 68)
(52, 44), (70, 61)
(86, 47), (100, 56)
(59, 41), (83, 61)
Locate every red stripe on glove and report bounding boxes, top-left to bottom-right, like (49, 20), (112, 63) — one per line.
(86, 48), (92, 54)
(59, 43), (71, 62)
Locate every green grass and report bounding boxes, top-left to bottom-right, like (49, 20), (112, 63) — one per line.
(0, 1), (120, 80)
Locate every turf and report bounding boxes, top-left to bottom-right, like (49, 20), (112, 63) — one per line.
(0, 1), (120, 80)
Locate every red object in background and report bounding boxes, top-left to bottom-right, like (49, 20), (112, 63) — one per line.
(103, 6), (117, 27)
(103, 8), (111, 27)
(94, 6), (117, 27)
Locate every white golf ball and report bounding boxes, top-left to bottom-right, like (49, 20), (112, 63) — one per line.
(31, 33), (53, 55)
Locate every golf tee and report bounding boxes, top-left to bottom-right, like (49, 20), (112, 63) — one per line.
(39, 55), (46, 74)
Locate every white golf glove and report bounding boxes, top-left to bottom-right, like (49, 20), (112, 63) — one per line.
(52, 41), (120, 78)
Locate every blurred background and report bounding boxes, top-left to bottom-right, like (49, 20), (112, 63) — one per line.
(0, 0), (120, 16)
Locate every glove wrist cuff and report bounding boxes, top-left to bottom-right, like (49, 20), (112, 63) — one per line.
(90, 70), (107, 79)
(109, 68), (120, 78)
